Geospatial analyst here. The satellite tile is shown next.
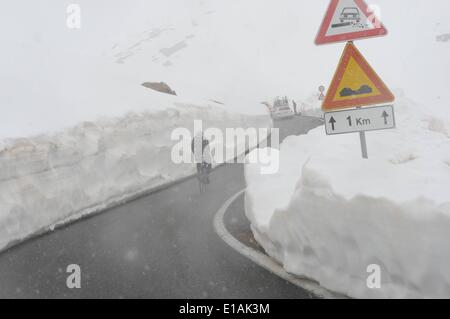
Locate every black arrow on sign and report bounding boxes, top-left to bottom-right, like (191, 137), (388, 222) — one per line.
(329, 116), (336, 130)
(382, 111), (389, 125)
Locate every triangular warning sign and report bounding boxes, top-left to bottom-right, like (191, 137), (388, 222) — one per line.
(315, 0), (387, 45)
(322, 42), (394, 111)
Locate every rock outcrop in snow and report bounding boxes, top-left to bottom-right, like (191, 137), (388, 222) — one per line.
(142, 82), (177, 96)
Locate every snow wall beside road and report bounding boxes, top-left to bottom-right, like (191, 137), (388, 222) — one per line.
(0, 103), (271, 251)
(245, 92), (450, 298)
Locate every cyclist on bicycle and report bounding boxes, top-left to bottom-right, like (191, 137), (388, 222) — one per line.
(191, 132), (212, 192)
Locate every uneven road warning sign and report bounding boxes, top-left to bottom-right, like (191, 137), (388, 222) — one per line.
(322, 42), (394, 111)
(324, 105), (395, 135)
(315, 0), (387, 45)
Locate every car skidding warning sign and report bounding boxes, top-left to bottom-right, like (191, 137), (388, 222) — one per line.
(322, 42), (395, 111)
(315, 0), (387, 45)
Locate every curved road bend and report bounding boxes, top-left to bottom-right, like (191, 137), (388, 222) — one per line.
(0, 116), (323, 299)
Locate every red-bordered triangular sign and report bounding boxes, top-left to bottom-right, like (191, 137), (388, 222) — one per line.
(322, 42), (394, 111)
(315, 0), (387, 45)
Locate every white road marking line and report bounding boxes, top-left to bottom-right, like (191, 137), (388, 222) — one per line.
(213, 189), (346, 299)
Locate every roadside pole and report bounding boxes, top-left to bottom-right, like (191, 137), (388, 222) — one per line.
(357, 107), (368, 159)
(359, 131), (368, 159)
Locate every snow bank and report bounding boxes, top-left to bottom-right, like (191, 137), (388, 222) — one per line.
(245, 92), (450, 298)
(296, 94), (324, 119)
(0, 100), (270, 251)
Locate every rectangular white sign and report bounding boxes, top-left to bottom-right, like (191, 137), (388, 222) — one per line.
(324, 105), (396, 135)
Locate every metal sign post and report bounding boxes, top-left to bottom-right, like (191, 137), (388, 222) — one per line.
(359, 131), (368, 159)
(357, 106), (368, 159)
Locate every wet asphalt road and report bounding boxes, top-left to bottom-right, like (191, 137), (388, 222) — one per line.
(0, 116), (323, 299)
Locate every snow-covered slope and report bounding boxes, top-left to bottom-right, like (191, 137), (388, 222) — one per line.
(0, 0), (276, 250)
(2, 0), (450, 139)
(245, 92), (450, 298)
